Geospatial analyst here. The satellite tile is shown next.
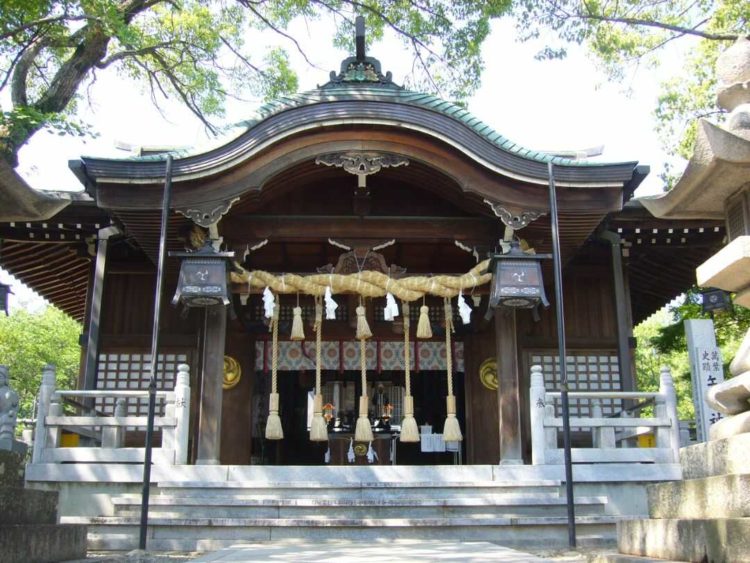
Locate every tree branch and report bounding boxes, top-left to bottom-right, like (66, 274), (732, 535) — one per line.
(219, 36), (264, 75)
(0, 14), (92, 42)
(235, 0), (320, 69)
(149, 50), (219, 135)
(574, 11), (739, 41)
(10, 37), (46, 107)
(96, 41), (186, 68)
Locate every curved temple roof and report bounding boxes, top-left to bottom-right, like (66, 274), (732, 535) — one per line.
(73, 54), (646, 194)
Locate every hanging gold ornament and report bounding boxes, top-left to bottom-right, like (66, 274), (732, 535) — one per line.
(222, 356), (241, 390)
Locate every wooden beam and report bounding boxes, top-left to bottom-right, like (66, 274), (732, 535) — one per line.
(221, 215), (502, 243)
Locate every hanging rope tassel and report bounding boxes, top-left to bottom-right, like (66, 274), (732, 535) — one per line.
(290, 294), (305, 340)
(416, 302), (432, 339)
(355, 337), (374, 443)
(400, 301), (420, 442)
(442, 298), (463, 443)
(265, 296), (284, 440)
(355, 301), (372, 340)
(310, 299), (328, 441)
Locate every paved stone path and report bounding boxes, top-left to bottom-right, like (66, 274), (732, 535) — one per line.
(190, 540), (550, 562)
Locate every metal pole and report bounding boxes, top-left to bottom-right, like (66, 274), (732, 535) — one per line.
(548, 161), (576, 547)
(139, 155), (173, 550)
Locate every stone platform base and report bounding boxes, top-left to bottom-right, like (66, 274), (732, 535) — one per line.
(592, 552), (683, 563)
(618, 517), (750, 562)
(0, 523), (87, 563)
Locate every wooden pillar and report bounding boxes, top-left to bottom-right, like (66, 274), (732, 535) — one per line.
(82, 226), (119, 393)
(495, 308), (523, 464)
(196, 304), (227, 464)
(602, 231), (634, 390)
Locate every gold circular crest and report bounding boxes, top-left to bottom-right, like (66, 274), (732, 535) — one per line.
(222, 356), (241, 390)
(353, 443), (368, 457)
(479, 357), (499, 391)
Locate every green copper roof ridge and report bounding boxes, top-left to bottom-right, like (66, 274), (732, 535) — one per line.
(82, 83), (605, 168)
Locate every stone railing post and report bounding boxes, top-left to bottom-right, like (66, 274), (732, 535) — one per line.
(0, 365), (19, 449)
(657, 366), (681, 462)
(46, 399), (62, 451)
(102, 398), (126, 448)
(530, 365), (547, 465)
(592, 399), (615, 449)
(544, 404), (557, 451)
(32, 365), (56, 463)
(174, 364), (191, 464)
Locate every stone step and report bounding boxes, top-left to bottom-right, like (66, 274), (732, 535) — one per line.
(648, 473), (750, 519)
(679, 433), (750, 479)
(0, 523), (87, 563)
(617, 517), (750, 562)
(155, 480), (561, 500)
(0, 488), (59, 525)
(111, 493), (608, 519)
(72, 515), (620, 552)
(592, 552), (683, 563)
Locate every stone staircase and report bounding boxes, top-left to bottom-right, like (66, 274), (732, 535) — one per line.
(615, 433), (750, 562)
(0, 450), (86, 563)
(62, 477), (621, 551)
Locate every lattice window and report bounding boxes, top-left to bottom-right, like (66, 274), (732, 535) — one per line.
(95, 353), (187, 418)
(527, 351), (622, 417)
(372, 299), (466, 324)
(250, 302), (347, 322)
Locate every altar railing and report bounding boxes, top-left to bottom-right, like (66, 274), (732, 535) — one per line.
(31, 364), (190, 465)
(529, 364), (681, 465)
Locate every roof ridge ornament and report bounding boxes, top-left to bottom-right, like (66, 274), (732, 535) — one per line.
(323, 16), (400, 88)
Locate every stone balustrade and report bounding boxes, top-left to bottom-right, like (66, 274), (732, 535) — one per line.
(530, 364), (681, 465)
(31, 363), (191, 465)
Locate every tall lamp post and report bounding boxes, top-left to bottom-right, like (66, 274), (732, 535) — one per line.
(547, 161), (576, 547)
(138, 155), (235, 550)
(487, 162), (577, 548)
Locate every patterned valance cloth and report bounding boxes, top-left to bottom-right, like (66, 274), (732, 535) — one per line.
(253, 340), (464, 373)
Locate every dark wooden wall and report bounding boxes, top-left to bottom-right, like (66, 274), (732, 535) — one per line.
(463, 328), (499, 464)
(518, 263), (618, 350)
(100, 269), (199, 345)
(221, 324), (254, 464)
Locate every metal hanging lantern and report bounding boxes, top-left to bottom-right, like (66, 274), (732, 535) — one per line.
(0, 283), (12, 315)
(171, 243), (234, 307)
(489, 241), (550, 309)
(701, 287), (733, 314)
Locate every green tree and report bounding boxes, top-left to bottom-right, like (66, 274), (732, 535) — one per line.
(634, 291), (750, 421)
(511, 0), (748, 187)
(0, 306), (81, 421)
(634, 309), (693, 420)
(0, 0), (509, 165)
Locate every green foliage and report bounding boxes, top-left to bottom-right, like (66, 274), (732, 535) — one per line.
(635, 291), (750, 421)
(0, 0), (513, 163)
(634, 309), (694, 420)
(0, 307), (81, 421)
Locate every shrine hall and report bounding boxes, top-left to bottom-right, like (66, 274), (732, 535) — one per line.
(0, 23), (723, 471)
